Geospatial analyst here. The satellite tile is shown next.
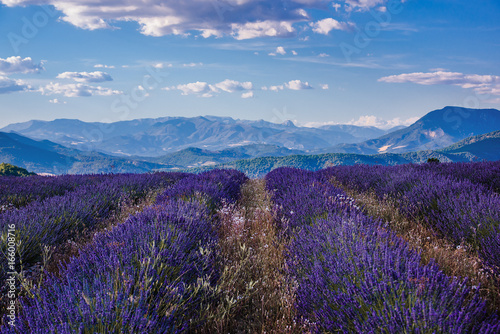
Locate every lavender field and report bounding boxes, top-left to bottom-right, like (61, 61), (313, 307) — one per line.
(1, 162), (500, 333)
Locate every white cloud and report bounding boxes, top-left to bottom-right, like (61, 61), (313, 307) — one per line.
(232, 20), (296, 40)
(379, 71), (500, 97)
(215, 79), (253, 93)
(57, 71), (113, 83)
(94, 64), (115, 69)
(291, 50), (298, 55)
(136, 85), (150, 97)
(378, 71), (499, 86)
(40, 82), (122, 97)
(0, 56), (43, 75)
(49, 98), (67, 104)
(174, 79), (253, 97)
(319, 53), (330, 57)
(262, 79), (313, 92)
(269, 46), (286, 56)
(276, 46), (286, 55)
(269, 85), (284, 92)
(320, 84), (329, 90)
(285, 79), (312, 90)
(183, 62), (203, 67)
(310, 18), (353, 35)
(300, 115), (419, 130)
(176, 81), (216, 96)
(241, 91), (254, 98)
(0, 75), (30, 94)
(153, 62), (172, 69)
(348, 115), (419, 129)
(344, 0), (387, 12)
(201, 29), (223, 38)
(2, 0), (334, 39)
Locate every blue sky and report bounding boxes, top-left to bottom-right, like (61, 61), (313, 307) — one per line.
(0, 0), (499, 129)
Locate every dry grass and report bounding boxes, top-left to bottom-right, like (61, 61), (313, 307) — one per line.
(200, 179), (301, 333)
(333, 181), (500, 313)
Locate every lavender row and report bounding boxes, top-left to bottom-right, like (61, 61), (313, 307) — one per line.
(0, 174), (101, 212)
(265, 167), (499, 332)
(0, 172), (188, 279)
(265, 167), (362, 231)
(419, 161), (500, 193)
(157, 169), (248, 211)
(324, 164), (500, 272)
(0, 172), (193, 212)
(2, 169), (248, 333)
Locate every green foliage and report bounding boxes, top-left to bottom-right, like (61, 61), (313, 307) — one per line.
(427, 158), (440, 163)
(0, 163), (35, 177)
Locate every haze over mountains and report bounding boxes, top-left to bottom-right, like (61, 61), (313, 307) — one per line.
(0, 106), (499, 174)
(1, 115), (396, 157)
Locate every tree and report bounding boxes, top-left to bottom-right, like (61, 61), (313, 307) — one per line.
(0, 163), (36, 176)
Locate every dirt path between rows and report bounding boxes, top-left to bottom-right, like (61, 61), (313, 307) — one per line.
(202, 179), (300, 333)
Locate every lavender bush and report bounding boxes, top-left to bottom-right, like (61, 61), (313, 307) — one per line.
(0, 172), (188, 280)
(266, 167), (500, 332)
(324, 163), (500, 273)
(1, 169), (247, 333)
(0, 174), (101, 211)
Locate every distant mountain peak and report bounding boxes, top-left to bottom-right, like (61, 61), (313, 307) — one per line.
(328, 107), (500, 155)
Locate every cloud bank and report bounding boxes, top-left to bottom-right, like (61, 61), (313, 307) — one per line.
(166, 79), (253, 98)
(0, 76), (30, 94)
(263, 79), (313, 91)
(0, 56), (43, 75)
(57, 71), (113, 83)
(40, 82), (122, 97)
(379, 70), (500, 97)
(301, 115), (419, 129)
(1, 0), (361, 39)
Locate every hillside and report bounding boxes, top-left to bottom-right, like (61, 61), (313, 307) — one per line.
(439, 130), (500, 160)
(182, 130), (500, 177)
(330, 107), (500, 154)
(150, 144), (305, 168)
(0, 163), (35, 176)
(0, 132), (163, 174)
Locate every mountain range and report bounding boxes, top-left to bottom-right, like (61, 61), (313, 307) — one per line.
(0, 116), (397, 157)
(0, 106), (499, 175)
